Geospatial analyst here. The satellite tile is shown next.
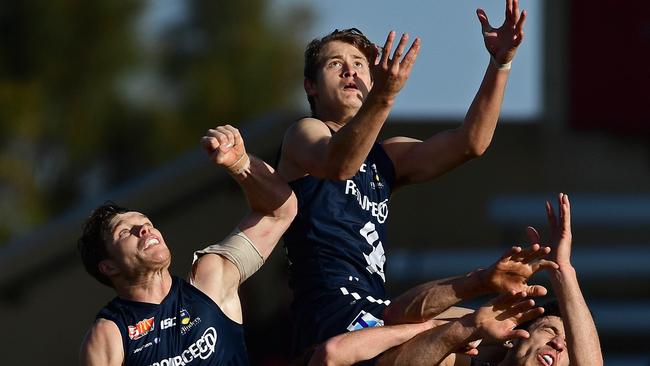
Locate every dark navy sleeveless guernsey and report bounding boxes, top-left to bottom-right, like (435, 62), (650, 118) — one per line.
(284, 142), (395, 302)
(97, 276), (249, 366)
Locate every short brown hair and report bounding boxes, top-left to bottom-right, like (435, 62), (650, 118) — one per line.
(517, 300), (562, 331)
(78, 202), (130, 288)
(303, 28), (376, 116)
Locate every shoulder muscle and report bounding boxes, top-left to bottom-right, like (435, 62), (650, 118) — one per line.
(280, 118), (333, 180)
(191, 253), (243, 323)
(80, 318), (123, 366)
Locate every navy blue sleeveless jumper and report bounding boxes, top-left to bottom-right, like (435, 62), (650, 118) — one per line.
(97, 276), (249, 366)
(283, 142), (396, 356)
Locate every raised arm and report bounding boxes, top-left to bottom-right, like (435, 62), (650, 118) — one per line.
(279, 32), (420, 182)
(378, 292), (543, 366)
(542, 194), (603, 365)
(383, 244), (555, 325)
(307, 320), (436, 366)
(191, 125), (297, 319)
(382, 0), (527, 187)
(79, 318), (124, 366)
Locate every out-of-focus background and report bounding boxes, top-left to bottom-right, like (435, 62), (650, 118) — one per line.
(1, 0), (649, 364)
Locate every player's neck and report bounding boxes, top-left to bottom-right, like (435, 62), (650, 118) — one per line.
(323, 120), (345, 133)
(315, 106), (357, 127)
(115, 270), (173, 304)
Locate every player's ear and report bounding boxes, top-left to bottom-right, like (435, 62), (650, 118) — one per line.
(304, 78), (317, 97)
(99, 259), (120, 277)
(505, 337), (523, 350)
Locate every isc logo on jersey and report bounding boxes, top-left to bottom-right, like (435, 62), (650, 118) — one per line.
(161, 317), (176, 330)
(129, 317), (155, 340)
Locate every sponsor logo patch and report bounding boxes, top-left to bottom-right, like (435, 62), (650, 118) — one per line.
(180, 308), (191, 325)
(133, 341), (154, 354)
(128, 317), (155, 340)
(344, 180), (389, 223)
(148, 327), (217, 366)
(160, 316), (176, 330)
(347, 310), (384, 331)
(160, 308), (192, 331)
(180, 316), (202, 335)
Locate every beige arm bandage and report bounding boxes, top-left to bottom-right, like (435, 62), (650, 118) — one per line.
(192, 229), (264, 284)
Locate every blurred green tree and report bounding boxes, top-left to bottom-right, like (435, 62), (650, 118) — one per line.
(0, 0), (310, 243)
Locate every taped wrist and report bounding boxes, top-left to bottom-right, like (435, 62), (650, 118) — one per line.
(193, 228), (263, 283)
(491, 55), (512, 70)
(226, 153), (251, 176)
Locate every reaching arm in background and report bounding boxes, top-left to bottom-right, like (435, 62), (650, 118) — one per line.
(382, 0), (527, 187)
(378, 292), (544, 366)
(384, 244), (556, 325)
(536, 193), (603, 366)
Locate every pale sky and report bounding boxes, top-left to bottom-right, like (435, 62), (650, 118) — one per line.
(141, 0), (542, 121)
(271, 0), (542, 120)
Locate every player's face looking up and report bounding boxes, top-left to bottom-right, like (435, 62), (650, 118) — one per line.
(100, 211), (171, 278)
(511, 315), (569, 366)
(305, 40), (373, 116)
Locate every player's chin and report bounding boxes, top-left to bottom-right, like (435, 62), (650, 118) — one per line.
(144, 246), (171, 265)
(344, 94), (364, 108)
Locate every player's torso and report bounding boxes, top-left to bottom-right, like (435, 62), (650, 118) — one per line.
(98, 277), (249, 366)
(284, 143), (395, 299)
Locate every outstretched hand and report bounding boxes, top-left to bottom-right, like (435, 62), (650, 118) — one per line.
(483, 244), (558, 295)
(476, 0), (527, 64)
(201, 125), (247, 170)
(370, 31), (420, 100)
(533, 193), (573, 267)
(473, 291), (544, 341)
(526, 193), (573, 268)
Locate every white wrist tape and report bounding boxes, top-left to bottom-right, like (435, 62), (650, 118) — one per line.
(193, 228), (263, 284)
(227, 153), (251, 176)
(491, 55), (512, 70)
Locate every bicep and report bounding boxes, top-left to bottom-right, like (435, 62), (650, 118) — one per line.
(383, 131), (473, 187)
(281, 118), (333, 180)
(80, 319), (123, 366)
(191, 254), (244, 322)
(238, 212), (289, 260)
(191, 253), (240, 300)
(191, 212), (290, 315)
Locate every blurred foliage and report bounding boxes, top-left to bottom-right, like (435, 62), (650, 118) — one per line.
(0, 0), (311, 243)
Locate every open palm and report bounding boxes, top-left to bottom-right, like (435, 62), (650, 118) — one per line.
(475, 292), (544, 341)
(477, 0), (527, 64)
(485, 245), (557, 295)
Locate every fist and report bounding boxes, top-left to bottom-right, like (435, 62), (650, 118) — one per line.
(201, 125), (246, 168)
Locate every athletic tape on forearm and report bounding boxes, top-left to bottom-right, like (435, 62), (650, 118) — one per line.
(193, 229), (263, 283)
